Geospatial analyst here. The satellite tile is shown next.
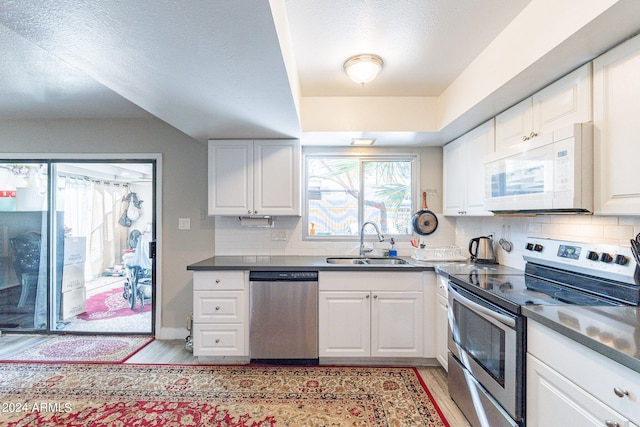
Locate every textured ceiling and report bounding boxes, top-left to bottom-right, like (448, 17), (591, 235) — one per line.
(285, 0), (531, 96)
(0, 1), (639, 146)
(0, 0), (300, 140)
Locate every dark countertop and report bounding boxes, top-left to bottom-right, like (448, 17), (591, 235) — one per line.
(523, 304), (640, 374)
(186, 255), (463, 272)
(188, 255), (640, 373)
(434, 262), (524, 278)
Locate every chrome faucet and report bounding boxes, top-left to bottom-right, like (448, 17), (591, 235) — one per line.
(359, 221), (384, 256)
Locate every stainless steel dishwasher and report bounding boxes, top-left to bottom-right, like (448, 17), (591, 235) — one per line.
(249, 271), (318, 365)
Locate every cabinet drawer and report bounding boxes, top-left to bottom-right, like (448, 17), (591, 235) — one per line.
(193, 291), (245, 323)
(193, 324), (245, 356)
(527, 354), (630, 427)
(193, 271), (245, 290)
(529, 321), (640, 424)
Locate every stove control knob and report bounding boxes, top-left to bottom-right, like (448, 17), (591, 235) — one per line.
(614, 254), (629, 265)
(526, 243), (534, 251)
(600, 253), (614, 263)
(587, 251), (600, 261)
(534, 244), (544, 252)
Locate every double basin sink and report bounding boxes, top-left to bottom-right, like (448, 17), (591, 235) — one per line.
(326, 257), (409, 265)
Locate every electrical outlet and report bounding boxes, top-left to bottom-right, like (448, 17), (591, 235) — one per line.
(271, 230), (287, 241)
(178, 218), (191, 230)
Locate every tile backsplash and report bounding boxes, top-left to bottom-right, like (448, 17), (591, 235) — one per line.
(455, 215), (640, 270)
(214, 214), (456, 258)
(215, 214), (640, 271)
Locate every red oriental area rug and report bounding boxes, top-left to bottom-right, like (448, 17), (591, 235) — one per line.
(78, 287), (151, 321)
(0, 364), (450, 426)
(0, 335), (154, 364)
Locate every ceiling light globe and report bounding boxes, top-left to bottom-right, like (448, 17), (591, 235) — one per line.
(343, 54), (384, 86)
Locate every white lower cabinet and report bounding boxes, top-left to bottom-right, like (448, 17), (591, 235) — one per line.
(527, 321), (640, 427)
(192, 271), (248, 357)
(435, 273), (449, 370)
(371, 291), (424, 357)
(319, 291), (370, 357)
(318, 271), (423, 358)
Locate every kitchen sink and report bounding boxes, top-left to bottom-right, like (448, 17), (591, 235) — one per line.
(325, 257), (409, 265)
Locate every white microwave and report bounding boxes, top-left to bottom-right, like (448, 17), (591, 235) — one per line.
(484, 123), (593, 214)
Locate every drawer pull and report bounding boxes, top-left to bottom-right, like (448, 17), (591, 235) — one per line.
(215, 306), (221, 311)
(215, 339), (221, 344)
(613, 387), (629, 398)
(215, 279), (221, 284)
(605, 421), (620, 427)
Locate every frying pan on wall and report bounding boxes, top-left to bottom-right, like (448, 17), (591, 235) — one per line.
(412, 192), (438, 235)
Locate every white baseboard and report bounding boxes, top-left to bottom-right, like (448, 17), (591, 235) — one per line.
(156, 327), (189, 340)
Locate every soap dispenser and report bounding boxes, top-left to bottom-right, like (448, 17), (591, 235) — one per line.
(389, 238), (397, 257)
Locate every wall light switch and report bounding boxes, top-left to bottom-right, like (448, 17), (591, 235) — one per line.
(178, 218), (191, 230)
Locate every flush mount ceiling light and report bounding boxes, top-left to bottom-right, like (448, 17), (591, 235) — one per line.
(343, 54), (384, 86)
(351, 138), (376, 146)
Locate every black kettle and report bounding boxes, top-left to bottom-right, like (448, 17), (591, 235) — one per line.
(469, 236), (496, 264)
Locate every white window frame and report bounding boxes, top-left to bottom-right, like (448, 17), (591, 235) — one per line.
(302, 151), (419, 241)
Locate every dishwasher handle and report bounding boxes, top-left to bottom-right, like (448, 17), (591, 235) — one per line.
(249, 271), (318, 282)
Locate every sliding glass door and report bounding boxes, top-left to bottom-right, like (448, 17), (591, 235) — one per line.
(0, 162), (48, 331)
(0, 160), (155, 335)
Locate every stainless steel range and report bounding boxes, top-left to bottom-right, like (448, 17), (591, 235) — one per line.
(447, 237), (640, 427)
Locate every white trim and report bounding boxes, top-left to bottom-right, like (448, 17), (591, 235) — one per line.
(0, 153), (163, 338)
(302, 151), (420, 241)
(0, 153), (161, 160)
(153, 154), (163, 338)
(157, 326), (189, 340)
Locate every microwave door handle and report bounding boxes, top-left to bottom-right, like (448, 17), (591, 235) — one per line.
(450, 286), (516, 328)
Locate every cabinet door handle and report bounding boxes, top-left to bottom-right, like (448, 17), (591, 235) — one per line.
(613, 387), (629, 398)
(373, 294), (378, 299)
(366, 294), (370, 299)
(530, 131), (538, 138)
(605, 421), (620, 427)
(522, 135), (530, 141)
(248, 210), (252, 214)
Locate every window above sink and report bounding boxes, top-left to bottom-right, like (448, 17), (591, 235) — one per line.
(304, 153), (418, 241)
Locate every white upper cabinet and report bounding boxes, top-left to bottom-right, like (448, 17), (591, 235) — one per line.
(443, 119), (494, 216)
(493, 63), (592, 161)
(208, 139), (301, 216)
(593, 34), (640, 215)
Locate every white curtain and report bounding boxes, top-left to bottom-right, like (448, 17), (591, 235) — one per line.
(61, 178), (128, 278)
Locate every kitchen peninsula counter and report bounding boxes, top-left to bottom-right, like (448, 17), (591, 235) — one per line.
(523, 304), (640, 375)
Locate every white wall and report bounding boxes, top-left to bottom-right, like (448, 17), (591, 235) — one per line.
(0, 118), (215, 337)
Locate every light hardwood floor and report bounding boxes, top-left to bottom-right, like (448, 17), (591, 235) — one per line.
(0, 335), (471, 426)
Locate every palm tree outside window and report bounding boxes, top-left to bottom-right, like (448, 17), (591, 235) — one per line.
(305, 155), (417, 239)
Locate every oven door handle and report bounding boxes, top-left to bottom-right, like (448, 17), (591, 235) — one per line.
(450, 286), (516, 328)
